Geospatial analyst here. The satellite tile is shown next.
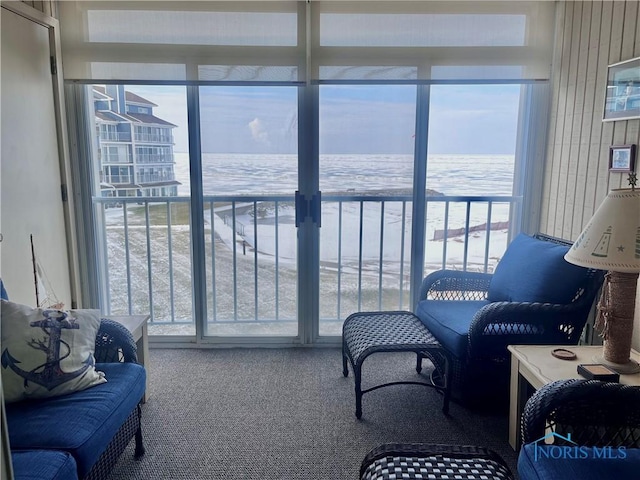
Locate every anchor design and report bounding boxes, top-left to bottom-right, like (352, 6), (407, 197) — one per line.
(1, 309), (94, 391)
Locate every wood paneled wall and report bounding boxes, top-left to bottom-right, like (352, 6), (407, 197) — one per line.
(540, 1), (640, 240)
(19, 0), (57, 18)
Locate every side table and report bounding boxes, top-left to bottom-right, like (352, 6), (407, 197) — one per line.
(508, 344), (640, 450)
(106, 315), (150, 403)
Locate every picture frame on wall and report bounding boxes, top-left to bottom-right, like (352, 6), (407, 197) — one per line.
(604, 57), (640, 121)
(609, 144), (636, 172)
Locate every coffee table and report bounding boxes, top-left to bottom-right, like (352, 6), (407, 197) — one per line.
(508, 344), (640, 450)
(342, 310), (451, 419)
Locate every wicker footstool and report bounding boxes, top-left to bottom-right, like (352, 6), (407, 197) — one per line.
(360, 443), (514, 480)
(342, 311), (451, 419)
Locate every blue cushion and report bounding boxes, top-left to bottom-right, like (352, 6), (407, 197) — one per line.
(518, 444), (640, 480)
(415, 300), (490, 358)
(6, 362), (145, 479)
(488, 234), (587, 304)
(12, 450), (78, 480)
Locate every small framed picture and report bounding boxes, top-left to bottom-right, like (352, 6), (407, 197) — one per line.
(609, 144), (636, 172)
(604, 57), (640, 121)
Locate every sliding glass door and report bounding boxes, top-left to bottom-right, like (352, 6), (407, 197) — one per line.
(78, 80), (536, 344)
(198, 86), (299, 337)
(318, 85), (418, 336)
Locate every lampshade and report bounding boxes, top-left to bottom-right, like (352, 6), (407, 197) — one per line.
(564, 189), (640, 273)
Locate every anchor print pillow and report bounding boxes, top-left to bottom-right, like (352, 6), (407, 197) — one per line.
(1, 300), (106, 403)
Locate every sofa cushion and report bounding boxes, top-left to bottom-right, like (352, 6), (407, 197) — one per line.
(488, 234), (587, 304)
(1, 300), (106, 403)
(518, 444), (640, 480)
(6, 362), (145, 479)
(415, 300), (490, 358)
(12, 450), (78, 480)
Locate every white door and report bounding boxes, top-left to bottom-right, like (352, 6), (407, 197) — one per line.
(1, 7), (71, 306)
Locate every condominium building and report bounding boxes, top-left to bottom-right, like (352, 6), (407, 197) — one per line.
(94, 85), (179, 199)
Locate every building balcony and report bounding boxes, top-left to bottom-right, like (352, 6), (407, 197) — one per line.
(134, 133), (174, 144)
(99, 132), (132, 142)
(136, 173), (176, 183)
(136, 154), (174, 164)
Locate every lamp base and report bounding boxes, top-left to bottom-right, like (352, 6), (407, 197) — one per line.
(592, 355), (640, 374)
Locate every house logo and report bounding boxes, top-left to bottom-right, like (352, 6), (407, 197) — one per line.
(532, 432), (627, 461)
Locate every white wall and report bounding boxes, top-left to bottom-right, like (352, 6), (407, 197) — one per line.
(540, 1), (640, 348)
(1, 6), (71, 307)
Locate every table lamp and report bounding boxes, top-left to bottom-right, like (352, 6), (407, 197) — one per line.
(564, 177), (640, 374)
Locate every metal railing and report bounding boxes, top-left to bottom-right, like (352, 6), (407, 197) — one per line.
(135, 154), (174, 164)
(99, 131), (131, 142)
(134, 133), (174, 143)
(102, 175), (133, 184)
(93, 193), (520, 331)
(102, 154), (132, 164)
(136, 173), (176, 183)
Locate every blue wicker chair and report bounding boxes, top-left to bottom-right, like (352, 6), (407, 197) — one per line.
(518, 379), (640, 479)
(414, 233), (605, 407)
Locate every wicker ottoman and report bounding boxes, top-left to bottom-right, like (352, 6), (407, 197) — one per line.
(342, 311), (451, 419)
(360, 443), (514, 480)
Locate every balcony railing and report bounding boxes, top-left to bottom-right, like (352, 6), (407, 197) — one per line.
(136, 154), (174, 164)
(136, 173), (176, 183)
(134, 133), (174, 144)
(99, 132), (131, 142)
(93, 193), (520, 333)
(102, 175), (133, 184)
(102, 154), (132, 164)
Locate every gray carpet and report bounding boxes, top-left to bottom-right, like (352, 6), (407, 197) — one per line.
(107, 348), (519, 479)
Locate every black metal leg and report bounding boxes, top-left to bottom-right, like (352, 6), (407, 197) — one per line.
(442, 355), (452, 415)
(134, 406), (146, 458)
(354, 365), (363, 419)
(416, 352), (423, 373)
(342, 345), (349, 377)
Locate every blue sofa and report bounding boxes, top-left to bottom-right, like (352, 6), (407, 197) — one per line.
(5, 319), (146, 480)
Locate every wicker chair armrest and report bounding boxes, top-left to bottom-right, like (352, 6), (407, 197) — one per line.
(419, 270), (492, 301)
(467, 301), (586, 359)
(95, 319), (138, 363)
(521, 379), (640, 447)
(360, 443), (513, 480)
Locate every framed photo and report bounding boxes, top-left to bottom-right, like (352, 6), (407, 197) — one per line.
(609, 144), (636, 172)
(604, 57), (640, 121)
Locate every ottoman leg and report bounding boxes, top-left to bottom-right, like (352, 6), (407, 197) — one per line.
(442, 356), (452, 415)
(342, 345), (349, 377)
(354, 365), (363, 419)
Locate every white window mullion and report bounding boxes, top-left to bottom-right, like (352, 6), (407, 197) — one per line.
(409, 85), (430, 309)
(186, 85), (207, 341)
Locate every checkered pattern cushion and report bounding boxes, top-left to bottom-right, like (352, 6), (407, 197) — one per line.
(362, 455), (512, 480)
(360, 445), (513, 480)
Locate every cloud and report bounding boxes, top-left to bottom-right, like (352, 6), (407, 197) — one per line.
(248, 118), (270, 145)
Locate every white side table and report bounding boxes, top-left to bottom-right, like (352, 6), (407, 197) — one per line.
(507, 344), (640, 450)
(106, 315), (150, 403)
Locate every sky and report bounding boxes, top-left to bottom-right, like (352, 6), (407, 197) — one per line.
(127, 83), (520, 155)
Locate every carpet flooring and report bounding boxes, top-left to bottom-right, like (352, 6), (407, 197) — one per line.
(106, 348), (519, 479)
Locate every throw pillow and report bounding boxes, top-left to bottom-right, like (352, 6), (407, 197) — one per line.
(488, 234), (588, 304)
(1, 300), (106, 403)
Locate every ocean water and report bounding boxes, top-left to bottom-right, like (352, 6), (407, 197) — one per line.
(173, 152), (514, 197)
